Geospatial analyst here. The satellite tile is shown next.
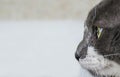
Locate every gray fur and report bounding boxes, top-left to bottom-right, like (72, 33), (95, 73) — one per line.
(75, 0), (120, 77)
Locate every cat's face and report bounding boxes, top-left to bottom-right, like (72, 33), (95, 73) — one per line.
(75, 0), (120, 76)
(75, 24), (120, 76)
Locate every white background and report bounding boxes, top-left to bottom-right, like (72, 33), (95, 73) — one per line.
(0, 21), (92, 77)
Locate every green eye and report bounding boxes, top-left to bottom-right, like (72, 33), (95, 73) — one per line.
(97, 27), (103, 38)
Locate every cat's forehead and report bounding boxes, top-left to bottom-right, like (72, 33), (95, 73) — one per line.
(85, 0), (120, 28)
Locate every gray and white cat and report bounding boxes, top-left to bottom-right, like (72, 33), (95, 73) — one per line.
(75, 0), (120, 77)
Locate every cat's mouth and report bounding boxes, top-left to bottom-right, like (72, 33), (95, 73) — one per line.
(79, 54), (111, 71)
(79, 52), (120, 71)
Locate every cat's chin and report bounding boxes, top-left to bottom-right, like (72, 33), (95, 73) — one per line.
(79, 55), (111, 71)
(79, 55), (120, 76)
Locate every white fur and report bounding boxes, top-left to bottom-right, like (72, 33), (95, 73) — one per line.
(79, 46), (120, 76)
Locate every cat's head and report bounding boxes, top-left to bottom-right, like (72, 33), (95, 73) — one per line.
(75, 0), (120, 76)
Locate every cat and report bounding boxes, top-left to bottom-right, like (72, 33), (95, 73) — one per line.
(75, 0), (120, 77)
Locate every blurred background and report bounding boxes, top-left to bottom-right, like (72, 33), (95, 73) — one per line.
(0, 0), (101, 77)
(0, 0), (101, 20)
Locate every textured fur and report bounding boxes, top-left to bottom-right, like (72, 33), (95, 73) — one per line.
(75, 0), (120, 77)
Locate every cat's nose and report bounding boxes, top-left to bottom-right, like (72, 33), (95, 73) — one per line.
(75, 52), (87, 61)
(75, 47), (87, 61)
(75, 52), (80, 61)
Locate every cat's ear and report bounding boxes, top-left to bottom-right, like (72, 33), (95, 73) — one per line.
(86, 0), (120, 28)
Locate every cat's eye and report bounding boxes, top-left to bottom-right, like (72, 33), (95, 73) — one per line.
(97, 27), (103, 38)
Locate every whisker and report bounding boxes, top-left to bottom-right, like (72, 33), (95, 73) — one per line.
(103, 53), (120, 57)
